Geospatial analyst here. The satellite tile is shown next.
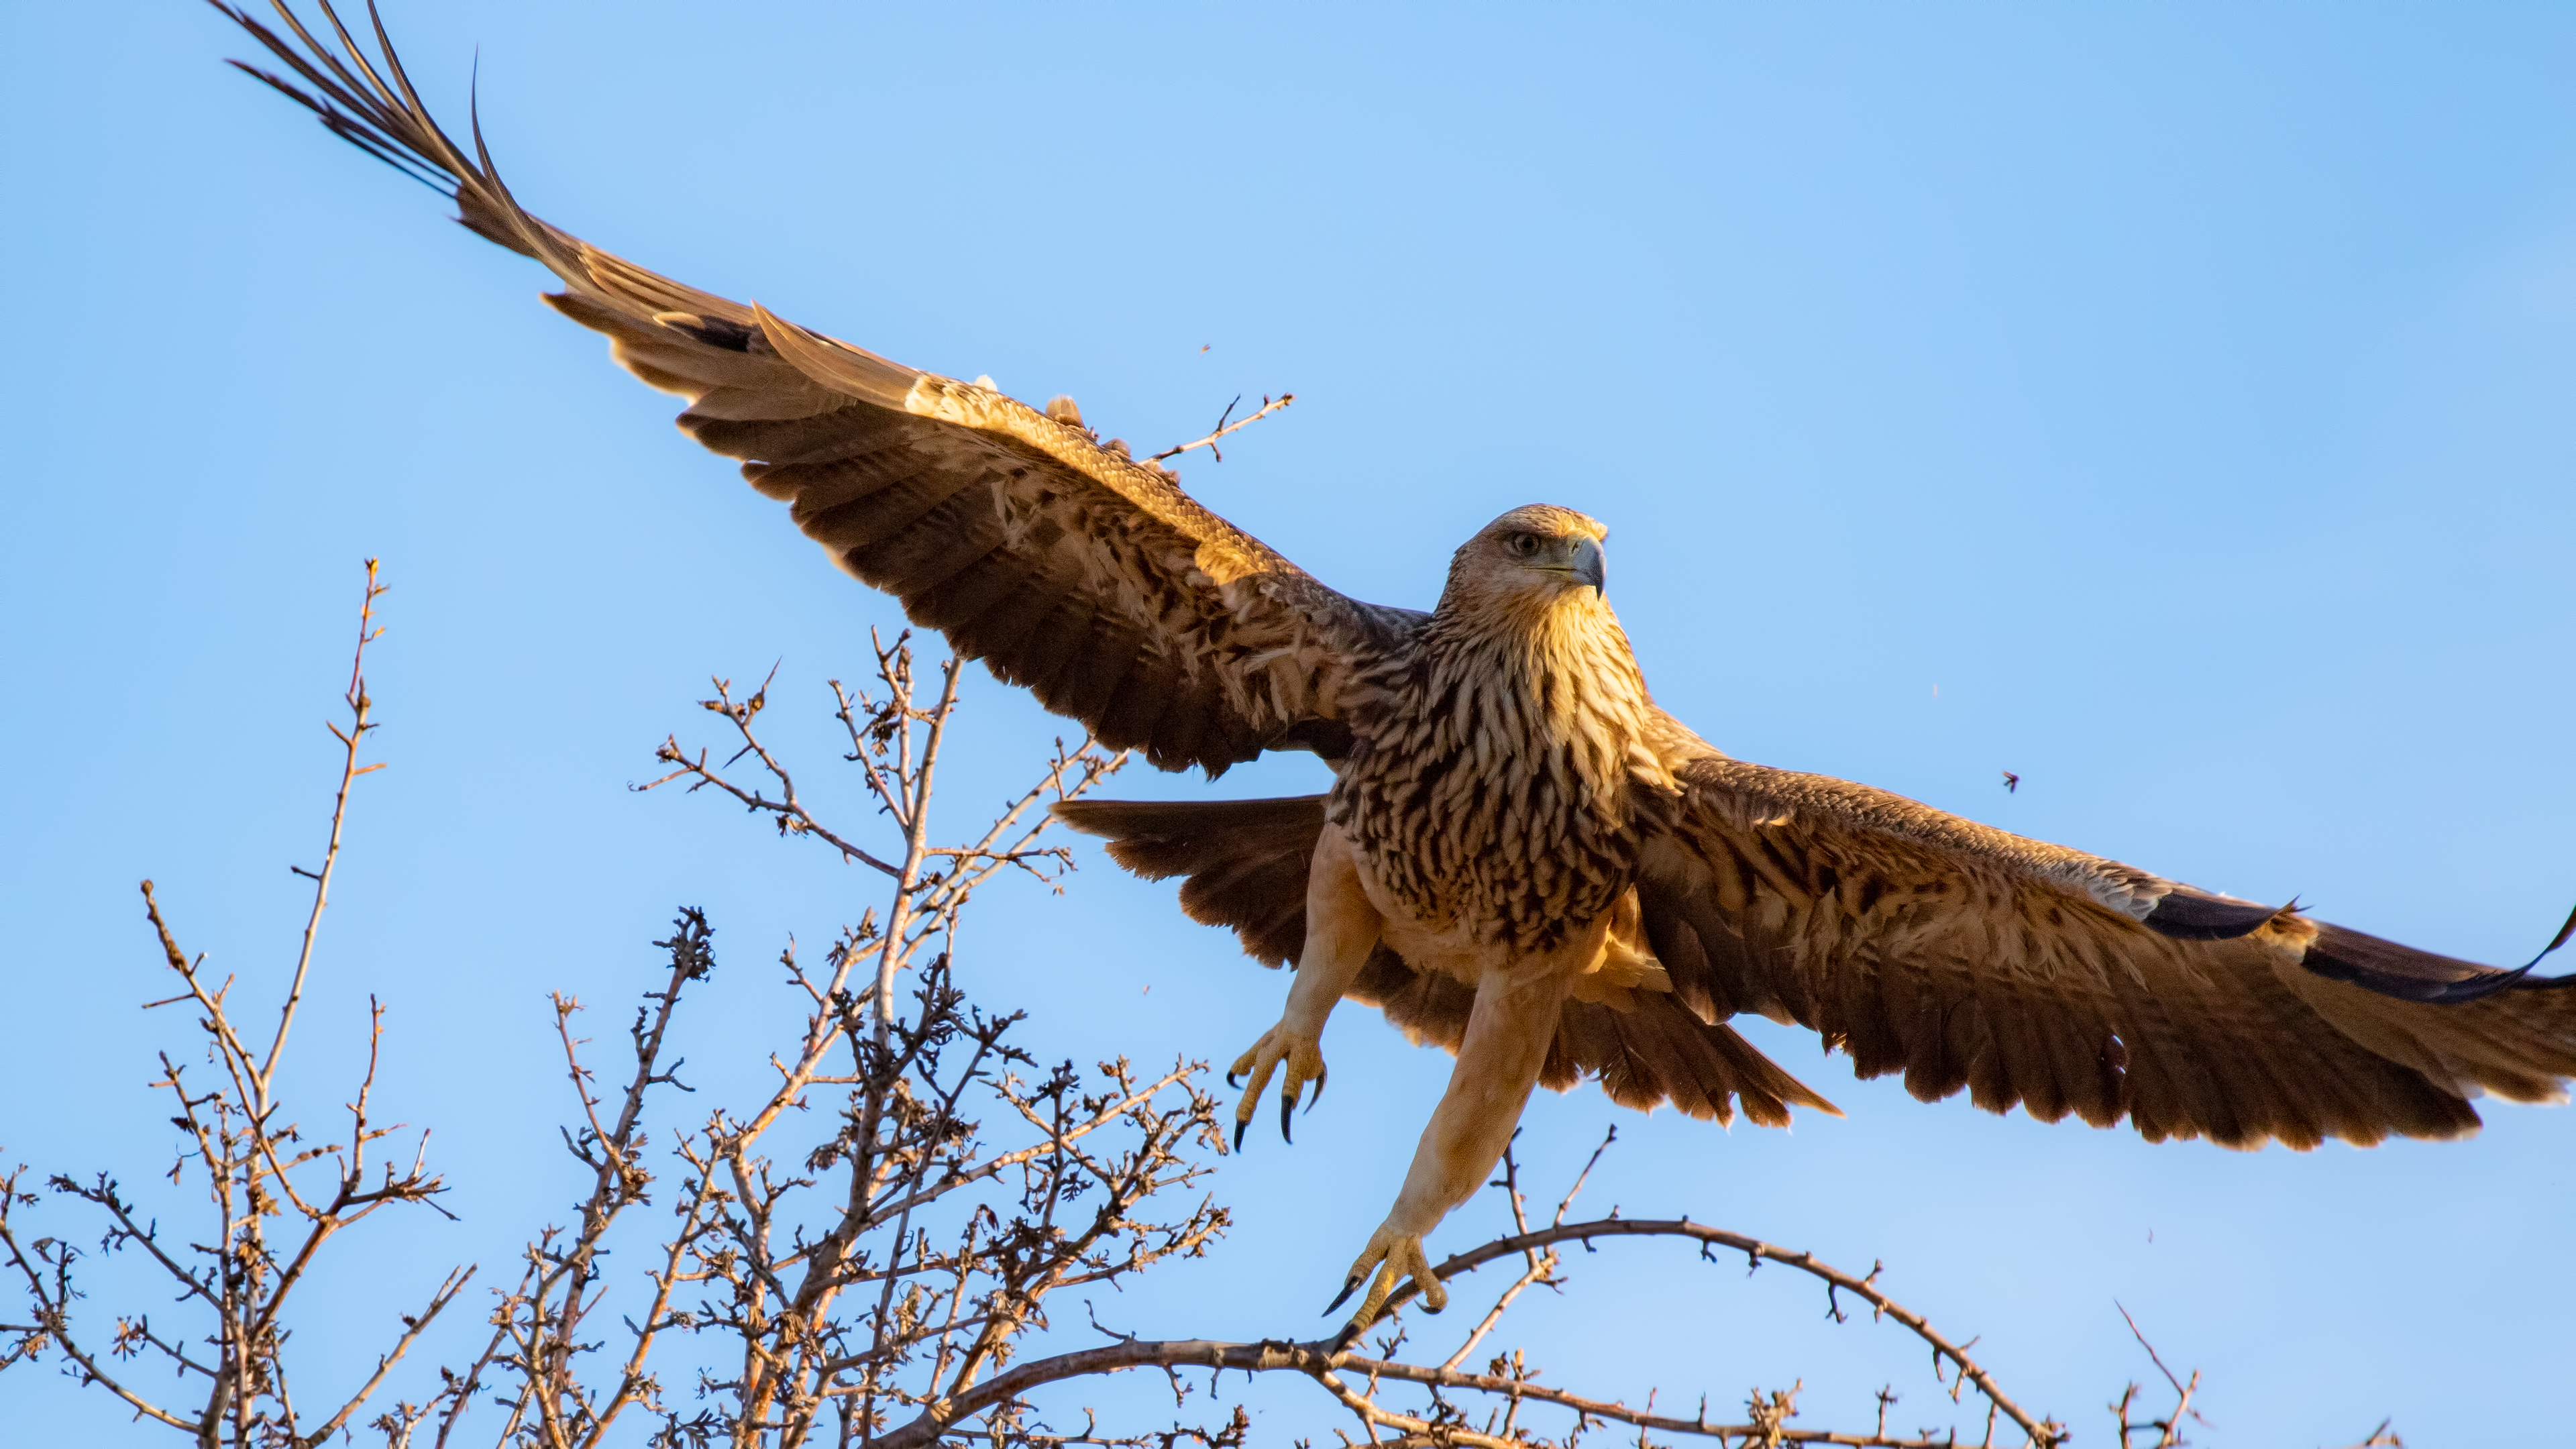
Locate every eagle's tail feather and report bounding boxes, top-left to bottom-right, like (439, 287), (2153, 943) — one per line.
(1052, 796), (1325, 967)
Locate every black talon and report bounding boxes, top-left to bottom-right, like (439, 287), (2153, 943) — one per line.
(1232, 1118), (1248, 1152)
(1226, 1070), (1244, 1089)
(1324, 1272), (1363, 1315)
(1307, 1066), (1327, 1110)
(1280, 1086), (1296, 1144)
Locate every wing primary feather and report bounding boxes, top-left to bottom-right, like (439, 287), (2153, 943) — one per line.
(2518, 896), (2576, 974)
(2302, 921), (2576, 1005)
(2141, 889), (2288, 942)
(225, 60), (445, 191)
(653, 311), (757, 352)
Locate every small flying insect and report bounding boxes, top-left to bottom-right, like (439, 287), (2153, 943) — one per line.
(2001, 770), (2021, 794)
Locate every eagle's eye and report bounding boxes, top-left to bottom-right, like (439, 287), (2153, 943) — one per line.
(1504, 533), (1541, 558)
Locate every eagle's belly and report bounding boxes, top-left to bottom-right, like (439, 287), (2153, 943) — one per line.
(1346, 834), (1674, 1004)
(1330, 754), (1637, 959)
(1350, 854), (1518, 984)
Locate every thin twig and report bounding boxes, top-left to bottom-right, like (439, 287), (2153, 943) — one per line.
(262, 557), (386, 1098)
(2112, 1302), (2203, 1449)
(1148, 392), (1295, 463)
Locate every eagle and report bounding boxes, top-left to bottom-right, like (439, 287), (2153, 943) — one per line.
(223, 3), (2576, 1329)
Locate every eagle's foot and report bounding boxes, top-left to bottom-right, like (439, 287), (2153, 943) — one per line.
(1226, 1024), (1326, 1150)
(1325, 1222), (1446, 1329)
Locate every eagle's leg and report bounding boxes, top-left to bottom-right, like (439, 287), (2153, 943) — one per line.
(1230, 822), (1381, 1150)
(1331, 925), (1595, 1328)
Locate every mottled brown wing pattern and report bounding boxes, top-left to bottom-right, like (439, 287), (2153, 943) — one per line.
(223, 3), (1407, 775)
(1639, 757), (2576, 1149)
(594, 307), (1401, 774)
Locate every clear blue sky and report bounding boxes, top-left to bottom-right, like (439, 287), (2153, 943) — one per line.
(5, 3), (2573, 1443)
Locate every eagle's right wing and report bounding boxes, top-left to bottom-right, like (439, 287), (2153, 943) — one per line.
(221, 1), (1415, 775)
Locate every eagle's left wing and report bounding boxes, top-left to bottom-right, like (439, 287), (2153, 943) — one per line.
(1634, 751), (2576, 1149)
(219, 2), (1413, 775)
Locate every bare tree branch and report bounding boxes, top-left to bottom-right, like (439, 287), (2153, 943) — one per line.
(262, 555), (387, 1097)
(1352, 1216), (2059, 1446)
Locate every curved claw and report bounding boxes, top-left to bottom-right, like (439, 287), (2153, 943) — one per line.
(1327, 1223), (1446, 1328)
(1229, 1023), (1326, 1152)
(1325, 1269), (1364, 1316)
(1279, 1059), (1329, 1142)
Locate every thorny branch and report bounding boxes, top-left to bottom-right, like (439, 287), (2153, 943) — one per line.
(1353, 1216), (2061, 1446)
(2110, 1303), (2206, 1449)
(264, 556), (388, 1093)
(641, 661), (908, 880)
(856, 1112), (2070, 1449)
(1435, 1133), (1600, 1375)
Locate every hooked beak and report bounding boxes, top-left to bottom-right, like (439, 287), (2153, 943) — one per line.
(1568, 536), (1605, 594)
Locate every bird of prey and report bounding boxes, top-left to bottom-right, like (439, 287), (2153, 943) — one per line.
(222, 3), (2576, 1329)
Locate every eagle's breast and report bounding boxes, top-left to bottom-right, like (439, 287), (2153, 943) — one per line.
(1330, 604), (1670, 953)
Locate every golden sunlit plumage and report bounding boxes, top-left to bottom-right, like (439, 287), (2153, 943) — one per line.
(222, 0), (2576, 1330)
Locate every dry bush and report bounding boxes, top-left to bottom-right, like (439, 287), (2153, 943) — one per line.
(6, 565), (2324, 1448)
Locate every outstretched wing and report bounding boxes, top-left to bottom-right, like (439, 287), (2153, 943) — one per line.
(1055, 796), (1841, 1128)
(221, 1), (1411, 775)
(1634, 750), (2576, 1149)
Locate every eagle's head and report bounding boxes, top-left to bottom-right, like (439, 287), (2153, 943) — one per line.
(1437, 504), (1611, 626)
